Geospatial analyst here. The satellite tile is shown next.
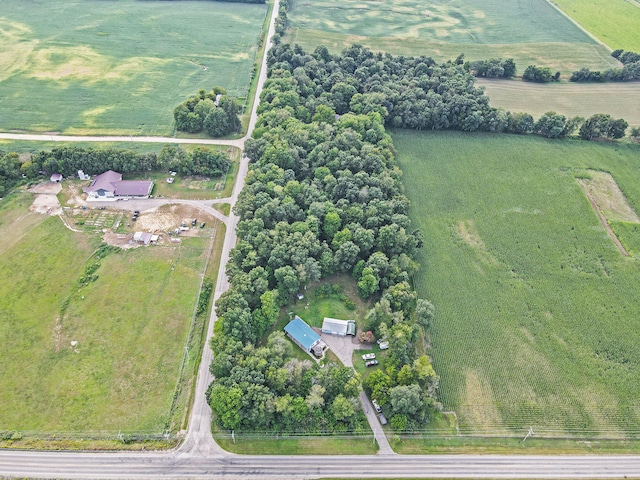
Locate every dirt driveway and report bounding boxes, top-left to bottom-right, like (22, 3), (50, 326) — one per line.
(320, 332), (371, 368)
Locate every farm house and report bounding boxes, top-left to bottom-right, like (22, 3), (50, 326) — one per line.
(284, 316), (325, 357)
(83, 170), (153, 199)
(321, 318), (356, 336)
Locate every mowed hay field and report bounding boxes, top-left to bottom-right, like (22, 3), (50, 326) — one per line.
(479, 80), (640, 127)
(394, 130), (640, 437)
(0, 195), (209, 433)
(286, 0), (619, 74)
(551, 0), (640, 51)
(0, 0), (267, 135)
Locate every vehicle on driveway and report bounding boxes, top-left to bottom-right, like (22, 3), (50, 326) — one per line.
(372, 399), (382, 414)
(378, 413), (388, 425)
(362, 353), (376, 361)
(365, 360), (378, 367)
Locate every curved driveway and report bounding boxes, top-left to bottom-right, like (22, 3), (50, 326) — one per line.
(3, 0), (640, 477)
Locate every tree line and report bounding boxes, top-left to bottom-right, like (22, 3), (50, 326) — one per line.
(570, 50), (640, 82)
(174, 87), (242, 137)
(0, 145), (230, 197)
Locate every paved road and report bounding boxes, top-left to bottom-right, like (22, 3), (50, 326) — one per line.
(2, 450), (640, 479)
(0, 132), (245, 148)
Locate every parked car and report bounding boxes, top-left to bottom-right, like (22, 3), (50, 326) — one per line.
(362, 353), (376, 361)
(365, 360), (379, 367)
(378, 413), (388, 425)
(379, 341), (389, 350)
(134, 210), (140, 215)
(376, 338), (386, 344)
(371, 399), (382, 414)
(192, 218), (197, 226)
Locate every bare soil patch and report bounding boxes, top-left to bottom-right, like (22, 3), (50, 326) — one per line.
(27, 182), (62, 216)
(578, 171), (640, 256)
(578, 171), (640, 223)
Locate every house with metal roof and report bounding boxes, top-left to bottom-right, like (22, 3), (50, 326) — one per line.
(321, 317), (356, 336)
(83, 170), (153, 199)
(284, 316), (324, 356)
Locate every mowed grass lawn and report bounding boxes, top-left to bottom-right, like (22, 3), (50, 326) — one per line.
(0, 0), (267, 135)
(552, 0), (640, 51)
(286, 0), (618, 74)
(0, 196), (209, 432)
(394, 130), (640, 437)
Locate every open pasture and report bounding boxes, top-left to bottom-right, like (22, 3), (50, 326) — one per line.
(0, 195), (213, 434)
(0, 0), (267, 135)
(551, 0), (640, 51)
(394, 130), (640, 437)
(478, 80), (640, 126)
(286, 0), (618, 74)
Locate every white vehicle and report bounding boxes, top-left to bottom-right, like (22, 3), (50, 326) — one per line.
(362, 353), (376, 361)
(371, 399), (382, 414)
(379, 341), (389, 350)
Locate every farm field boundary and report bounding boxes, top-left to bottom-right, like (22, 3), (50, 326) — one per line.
(549, 0), (640, 51)
(0, 0), (268, 135)
(0, 193), (220, 442)
(285, 0), (618, 74)
(394, 130), (640, 439)
(478, 80), (640, 126)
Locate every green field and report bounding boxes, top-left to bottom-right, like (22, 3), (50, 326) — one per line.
(286, 0), (619, 74)
(394, 130), (640, 438)
(552, 0), (640, 51)
(0, 0), (267, 135)
(479, 80), (640, 127)
(0, 194), (212, 434)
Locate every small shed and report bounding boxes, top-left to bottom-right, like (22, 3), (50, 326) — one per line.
(322, 318), (356, 336)
(284, 316), (322, 355)
(50, 173), (63, 183)
(133, 232), (158, 245)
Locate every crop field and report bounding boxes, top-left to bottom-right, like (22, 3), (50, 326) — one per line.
(0, 194), (214, 434)
(478, 80), (640, 126)
(286, 0), (618, 74)
(0, 0), (267, 135)
(551, 0), (640, 51)
(394, 130), (640, 437)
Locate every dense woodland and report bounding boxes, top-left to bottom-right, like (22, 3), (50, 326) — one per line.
(0, 145), (230, 197)
(174, 88), (242, 137)
(206, 45), (443, 433)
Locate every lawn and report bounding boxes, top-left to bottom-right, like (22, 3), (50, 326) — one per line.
(285, 0), (619, 74)
(0, 195), (214, 434)
(394, 130), (640, 438)
(551, 0), (640, 51)
(0, 0), (267, 135)
(479, 80), (640, 127)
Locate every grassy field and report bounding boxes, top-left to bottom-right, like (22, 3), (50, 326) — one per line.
(0, 194), (214, 434)
(286, 0), (619, 74)
(0, 0), (267, 135)
(551, 0), (640, 51)
(394, 130), (640, 438)
(478, 80), (640, 127)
